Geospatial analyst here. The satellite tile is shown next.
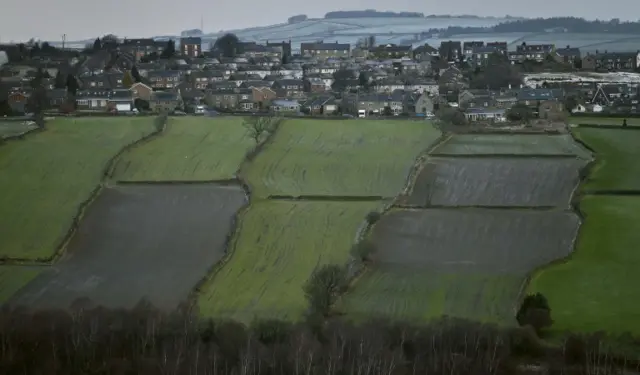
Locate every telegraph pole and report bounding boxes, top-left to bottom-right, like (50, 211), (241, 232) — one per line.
(62, 34), (66, 49)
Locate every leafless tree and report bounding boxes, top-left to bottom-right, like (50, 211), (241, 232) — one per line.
(242, 115), (281, 144)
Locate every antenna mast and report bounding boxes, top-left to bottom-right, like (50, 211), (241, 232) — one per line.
(200, 16), (204, 33)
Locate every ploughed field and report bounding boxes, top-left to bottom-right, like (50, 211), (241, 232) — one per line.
(0, 117), (156, 260)
(112, 117), (254, 182)
(245, 119), (441, 198)
(530, 126), (640, 335)
(10, 184), (246, 310)
(431, 134), (591, 157)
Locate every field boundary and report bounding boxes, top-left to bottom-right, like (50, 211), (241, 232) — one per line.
(267, 195), (387, 202)
(0, 115), (168, 265)
(1, 125), (44, 142)
(428, 153), (585, 159)
(576, 124), (640, 130)
(391, 204), (564, 211)
(115, 179), (242, 186)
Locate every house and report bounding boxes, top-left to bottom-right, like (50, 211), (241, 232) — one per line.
(343, 91), (406, 115)
(517, 88), (564, 116)
(266, 40), (292, 57)
(242, 44), (282, 59)
(270, 99), (300, 113)
(178, 83), (206, 106)
(46, 88), (67, 108)
(206, 90), (239, 109)
(301, 42), (350, 58)
(191, 71), (225, 88)
(464, 107), (507, 122)
(75, 89), (111, 111)
(130, 82), (153, 101)
(150, 91), (181, 113)
(494, 93), (518, 108)
(486, 42), (508, 55)
(583, 51), (640, 72)
(516, 43), (555, 61)
(120, 38), (165, 61)
(147, 70), (181, 89)
(462, 41), (484, 55)
(412, 44), (438, 61)
(591, 84), (626, 106)
(554, 46), (581, 64)
(250, 87), (277, 109)
(370, 44), (412, 59)
(438, 66), (468, 90)
(415, 94), (435, 115)
(272, 79), (304, 98)
(7, 90), (28, 113)
(458, 89), (496, 109)
(465, 46), (500, 66)
(180, 37), (202, 58)
(439, 41), (462, 61)
(304, 78), (327, 93)
(107, 89), (134, 112)
(301, 95), (336, 114)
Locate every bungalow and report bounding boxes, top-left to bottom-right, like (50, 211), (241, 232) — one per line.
(270, 99), (300, 113)
(464, 107), (506, 122)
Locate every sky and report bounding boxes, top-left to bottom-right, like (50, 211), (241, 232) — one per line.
(1, 0), (639, 42)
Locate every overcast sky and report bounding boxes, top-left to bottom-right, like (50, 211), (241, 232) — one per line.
(1, 1), (639, 42)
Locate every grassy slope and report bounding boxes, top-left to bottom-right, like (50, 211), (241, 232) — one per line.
(528, 196), (640, 335)
(0, 266), (42, 303)
(112, 117), (254, 182)
(0, 117), (155, 260)
(198, 200), (379, 323)
(0, 122), (38, 138)
(245, 119), (440, 198)
(340, 264), (521, 324)
(574, 127), (640, 191)
(431, 134), (591, 158)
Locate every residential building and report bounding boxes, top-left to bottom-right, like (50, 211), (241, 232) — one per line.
(130, 82), (153, 101)
(272, 79), (304, 98)
(515, 43), (555, 61)
(583, 51), (640, 72)
(465, 46), (500, 66)
(554, 46), (581, 64)
(150, 91), (181, 112)
(462, 41), (484, 55)
(120, 38), (164, 61)
(270, 99), (300, 113)
(370, 44), (412, 59)
(301, 42), (350, 58)
(438, 41), (462, 61)
(486, 42), (508, 55)
(147, 70), (181, 89)
(464, 108), (506, 122)
(180, 37), (202, 58)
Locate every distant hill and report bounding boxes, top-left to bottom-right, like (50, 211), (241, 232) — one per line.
(324, 10), (424, 19)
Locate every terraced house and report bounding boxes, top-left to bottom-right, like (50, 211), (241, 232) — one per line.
(147, 70), (181, 89)
(301, 42), (350, 58)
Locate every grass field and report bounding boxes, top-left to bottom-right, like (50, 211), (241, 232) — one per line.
(339, 264), (522, 323)
(0, 117), (155, 260)
(570, 116), (640, 127)
(528, 196), (640, 335)
(573, 127), (640, 191)
(0, 266), (42, 303)
(0, 121), (38, 138)
(198, 200), (379, 323)
(245, 119), (440, 198)
(112, 117), (254, 182)
(431, 134), (591, 158)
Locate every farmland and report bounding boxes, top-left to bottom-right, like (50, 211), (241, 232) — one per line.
(573, 127), (640, 191)
(112, 117), (254, 182)
(406, 158), (587, 207)
(431, 134), (591, 157)
(0, 117), (156, 260)
(197, 200), (380, 323)
(0, 266), (42, 303)
(245, 119), (440, 198)
(342, 209), (579, 322)
(570, 116), (640, 127)
(528, 196), (640, 335)
(10, 184), (246, 310)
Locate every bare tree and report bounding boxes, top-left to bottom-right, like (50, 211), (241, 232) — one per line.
(242, 115), (280, 144)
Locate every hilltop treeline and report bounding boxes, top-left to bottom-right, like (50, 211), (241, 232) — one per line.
(0, 300), (635, 375)
(430, 17), (640, 37)
(324, 10), (424, 19)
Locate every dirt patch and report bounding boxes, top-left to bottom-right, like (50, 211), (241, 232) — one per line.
(404, 158), (587, 208)
(371, 209), (580, 274)
(9, 184), (246, 310)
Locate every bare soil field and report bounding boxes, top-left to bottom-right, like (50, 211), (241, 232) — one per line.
(9, 184), (246, 310)
(405, 158), (587, 207)
(342, 209), (580, 321)
(431, 134), (591, 158)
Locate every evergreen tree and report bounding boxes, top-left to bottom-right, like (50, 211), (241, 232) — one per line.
(122, 71), (134, 88)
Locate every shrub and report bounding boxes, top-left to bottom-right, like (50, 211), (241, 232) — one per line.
(350, 240), (377, 261)
(366, 211), (381, 224)
(303, 264), (348, 316)
(251, 318), (292, 345)
(516, 293), (553, 334)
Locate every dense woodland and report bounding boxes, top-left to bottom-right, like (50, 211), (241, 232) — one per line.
(0, 301), (635, 375)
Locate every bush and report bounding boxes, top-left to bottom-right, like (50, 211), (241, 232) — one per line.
(516, 293), (553, 334)
(366, 211), (381, 224)
(303, 264), (348, 316)
(350, 240), (377, 261)
(251, 318), (292, 345)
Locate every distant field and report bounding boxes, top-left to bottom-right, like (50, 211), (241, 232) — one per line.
(573, 127), (640, 191)
(0, 117), (155, 260)
(570, 117), (640, 127)
(245, 119), (440, 198)
(11, 184), (245, 310)
(112, 117), (254, 182)
(0, 266), (42, 303)
(0, 121), (38, 138)
(528, 196), (640, 335)
(431, 134), (591, 158)
(404, 158), (586, 208)
(342, 209), (580, 323)
(198, 200), (379, 323)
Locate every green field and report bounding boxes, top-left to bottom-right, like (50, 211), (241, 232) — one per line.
(573, 127), (640, 191)
(112, 117), (254, 182)
(340, 265), (521, 324)
(570, 116), (640, 127)
(431, 134), (591, 158)
(0, 266), (42, 303)
(0, 117), (155, 260)
(528, 196), (640, 335)
(245, 119), (440, 198)
(0, 121), (38, 138)
(198, 200), (379, 323)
